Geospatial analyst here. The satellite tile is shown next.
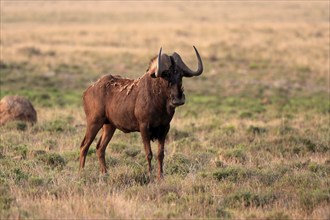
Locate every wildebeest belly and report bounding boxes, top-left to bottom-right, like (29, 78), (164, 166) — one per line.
(106, 108), (139, 133)
(105, 96), (139, 132)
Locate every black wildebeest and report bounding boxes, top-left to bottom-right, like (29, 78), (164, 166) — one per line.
(79, 46), (203, 180)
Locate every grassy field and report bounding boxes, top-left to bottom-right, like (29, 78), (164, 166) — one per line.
(0, 1), (329, 219)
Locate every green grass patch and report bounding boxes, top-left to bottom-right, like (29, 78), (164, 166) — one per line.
(166, 153), (193, 177)
(222, 144), (247, 163)
(37, 153), (66, 169)
(299, 189), (330, 213)
(223, 190), (277, 208)
(213, 166), (251, 182)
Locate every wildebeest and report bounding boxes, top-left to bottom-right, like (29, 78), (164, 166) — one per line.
(79, 46), (203, 180)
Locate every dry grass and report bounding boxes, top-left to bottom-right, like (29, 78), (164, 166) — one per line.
(1, 1), (329, 219)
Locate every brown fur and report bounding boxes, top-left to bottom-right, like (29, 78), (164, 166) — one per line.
(79, 49), (202, 180)
(80, 71), (175, 179)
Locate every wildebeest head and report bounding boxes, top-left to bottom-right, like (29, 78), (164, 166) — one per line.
(148, 46), (203, 107)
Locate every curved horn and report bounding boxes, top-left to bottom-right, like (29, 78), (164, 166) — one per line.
(155, 47), (163, 77)
(155, 47), (171, 78)
(172, 46), (203, 77)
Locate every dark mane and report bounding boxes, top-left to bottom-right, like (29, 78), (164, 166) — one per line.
(146, 55), (158, 72)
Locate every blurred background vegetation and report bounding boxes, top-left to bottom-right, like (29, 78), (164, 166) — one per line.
(0, 1), (329, 219)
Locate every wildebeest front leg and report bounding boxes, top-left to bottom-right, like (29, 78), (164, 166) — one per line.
(140, 124), (153, 175)
(157, 138), (165, 180)
(157, 125), (169, 180)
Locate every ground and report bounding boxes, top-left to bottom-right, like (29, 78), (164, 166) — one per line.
(0, 1), (329, 219)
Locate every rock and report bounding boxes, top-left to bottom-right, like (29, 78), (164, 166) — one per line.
(0, 95), (37, 125)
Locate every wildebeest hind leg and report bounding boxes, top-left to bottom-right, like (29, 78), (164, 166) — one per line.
(79, 122), (103, 171)
(96, 124), (116, 174)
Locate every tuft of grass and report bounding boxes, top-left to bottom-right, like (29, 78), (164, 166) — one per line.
(0, 185), (14, 211)
(247, 125), (267, 135)
(29, 176), (44, 187)
(40, 119), (75, 133)
(2, 121), (28, 131)
(12, 167), (29, 183)
(216, 207), (232, 219)
(299, 189), (330, 214)
(223, 190), (277, 208)
(169, 128), (190, 141)
(240, 111), (253, 119)
(111, 142), (128, 153)
(165, 153), (192, 177)
(222, 145), (247, 163)
(213, 166), (251, 181)
(265, 211), (290, 220)
(124, 148), (140, 158)
(37, 153), (66, 169)
(13, 145), (28, 159)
